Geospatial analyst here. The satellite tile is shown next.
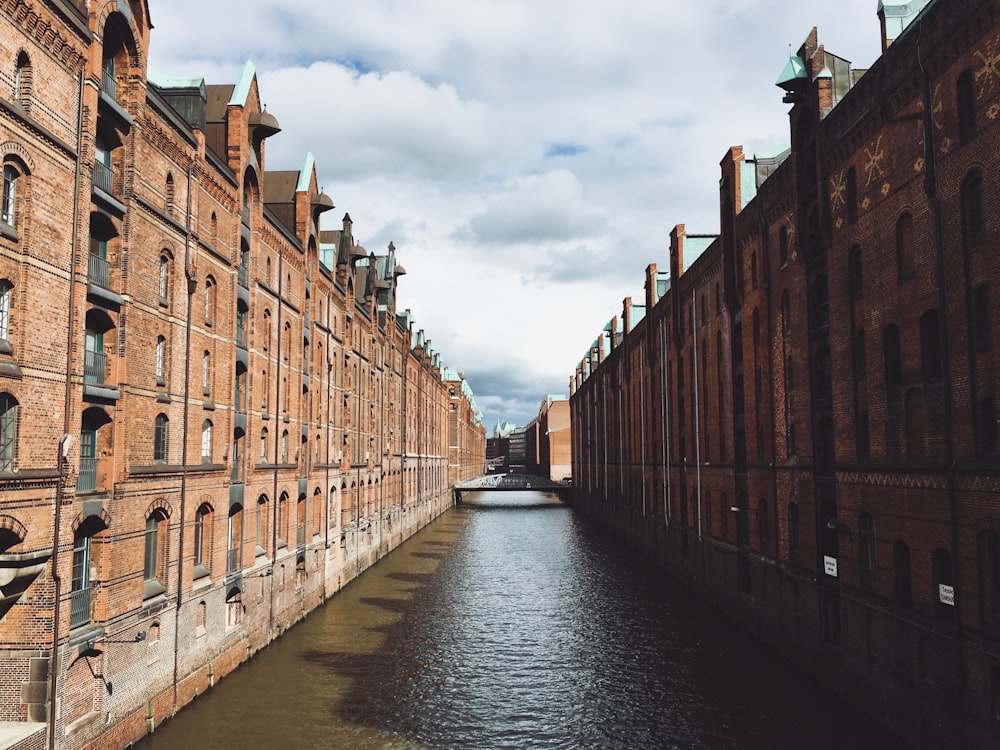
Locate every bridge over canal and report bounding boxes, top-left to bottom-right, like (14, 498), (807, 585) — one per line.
(452, 473), (571, 503)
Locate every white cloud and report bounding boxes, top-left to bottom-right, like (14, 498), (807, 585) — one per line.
(147, 0), (886, 429)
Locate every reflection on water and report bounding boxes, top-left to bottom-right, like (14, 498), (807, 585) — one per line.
(138, 491), (907, 750)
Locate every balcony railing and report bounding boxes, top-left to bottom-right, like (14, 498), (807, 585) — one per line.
(93, 160), (114, 196)
(101, 70), (118, 100)
(70, 587), (91, 629)
(84, 349), (107, 385)
(227, 548), (240, 573)
(77, 457), (97, 492)
(88, 253), (110, 289)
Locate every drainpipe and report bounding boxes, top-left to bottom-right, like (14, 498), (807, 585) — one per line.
(918, 24), (966, 739)
(661, 323), (670, 527)
(639, 338), (646, 517)
(269, 247), (283, 637)
(693, 289), (702, 540)
(50, 68), (85, 750)
(172, 163), (195, 711)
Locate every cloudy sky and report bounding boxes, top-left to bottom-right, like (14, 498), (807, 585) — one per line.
(148, 0), (886, 431)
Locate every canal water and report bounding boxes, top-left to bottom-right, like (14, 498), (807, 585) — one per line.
(137, 491), (907, 750)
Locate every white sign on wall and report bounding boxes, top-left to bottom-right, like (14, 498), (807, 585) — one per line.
(939, 584), (955, 606)
(824, 556), (838, 577)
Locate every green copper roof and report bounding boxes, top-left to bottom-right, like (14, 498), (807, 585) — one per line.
(296, 152), (315, 193)
(775, 54), (806, 88)
(229, 60), (256, 106)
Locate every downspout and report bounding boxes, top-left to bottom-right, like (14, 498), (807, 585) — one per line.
(172, 163), (195, 711)
(918, 24), (966, 734)
(661, 322), (670, 527)
(269, 246), (283, 637)
(639, 339), (646, 516)
(50, 67), (86, 750)
(693, 289), (702, 540)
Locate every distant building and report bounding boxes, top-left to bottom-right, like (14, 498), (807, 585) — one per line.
(525, 396), (571, 482)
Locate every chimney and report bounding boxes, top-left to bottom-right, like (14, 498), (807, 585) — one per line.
(878, 0), (931, 53)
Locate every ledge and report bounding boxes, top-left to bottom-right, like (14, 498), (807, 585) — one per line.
(130, 463), (226, 476)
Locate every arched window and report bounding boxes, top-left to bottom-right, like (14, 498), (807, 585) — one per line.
(204, 276), (216, 326)
(153, 414), (168, 462)
(810, 275), (829, 331)
(70, 526), (93, 627)
(143, 508), (168, 598)
(0, 279), (11, 343)
(281, 429), (289, 463)
(165, 172), (175, 217)
(974, 284), (991, 353)
(2, 163), (20, 229)
(896, 212), (914, 279)
(905, 388), (924, 461)
(0, 392), (18, 472)
(296, 495), (306, 545)
(262, 309), (272, 351)
(277, 493), (288, 548)
(193, 504), (212, 578)
(227, 505), (243, 573)
(202, 350), (211, 395)
(854, 329), (866, 380)
(883, 324), (902, 390)
(778, 225), (788, 266)
(859, 513), (876, 590)
(814, 346), (832, 402)
(201, 419), (213, 463)
(780, 290), (791, 335)
(158, 253), (171, 306)
(962, 171), (985, 245)
(14, 51), (31, 108)
(259, 427), (268, 463)
(920, 310), (941, 383)
(255, 495), (269, 556)
(155, 335), (166, 386)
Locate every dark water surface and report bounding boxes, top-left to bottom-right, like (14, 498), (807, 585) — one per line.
(138, 492), (907, 749)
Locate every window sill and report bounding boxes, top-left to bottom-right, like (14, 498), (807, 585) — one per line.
(0, 222), (18, 243)
(143, 578), (166, 600)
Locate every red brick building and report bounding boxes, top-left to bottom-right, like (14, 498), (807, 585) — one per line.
(525, 396), (571, 483)
(571, 1), (1000, 748)
(0, 2), (484, 749)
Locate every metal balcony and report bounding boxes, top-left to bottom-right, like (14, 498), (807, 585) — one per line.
(76, 457), (97, 492)
(70, 586), (91, 629)
(84, 349), (107, 385)
(88, 253), (110, 289)
(101, 70), (117, 100)
(93, 160), (114, 196)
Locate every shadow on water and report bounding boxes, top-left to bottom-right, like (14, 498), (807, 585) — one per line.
(137, 493), (910, 750)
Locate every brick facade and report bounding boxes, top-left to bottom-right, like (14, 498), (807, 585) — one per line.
(0, 3), (485, 750)
(571, 2), (1000, 748)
